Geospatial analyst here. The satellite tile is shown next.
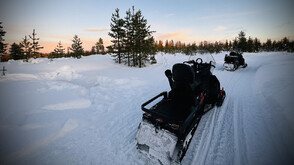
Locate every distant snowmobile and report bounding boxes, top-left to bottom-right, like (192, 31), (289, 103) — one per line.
(136, 57), (226, 165)
(223, 51), (247, 71)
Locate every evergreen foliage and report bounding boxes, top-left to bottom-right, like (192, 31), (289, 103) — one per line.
(0, 22), (7, 60)
(95, 38), (105, 54)
(247, 37), (254, 52)
(152, 29), (294, 55)
(9, 42), (23, 60)
(237, 31), (247, 52)
(253, 38), (261, 52)
(29, 29), (43, 58)
(54, 41), (65, 56)
(20, 36), (32, 62)
(91, 46), (96, 54)
(49, 41), (65, 60)
(70, 35), (84, 58)
(264, 39), (272, 51)
(108, 8), (125, 64)
(108, 6), (155, 67)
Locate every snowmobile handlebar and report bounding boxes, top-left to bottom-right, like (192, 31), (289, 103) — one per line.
(183, 58), (203, 65)
(184, 58), (215, 68)
(183, 60), (195, 64)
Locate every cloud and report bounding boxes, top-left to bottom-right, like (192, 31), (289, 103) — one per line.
(86, 28), (109, 32)
(155, 29), (192, 41)
(199, 11), (261, 20)
(155, 29), (224, 43)
(164, 13), (175, 17)
(214, 26), (227, 31)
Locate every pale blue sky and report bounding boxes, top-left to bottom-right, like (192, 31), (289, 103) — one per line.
(1, 0), (293, 52)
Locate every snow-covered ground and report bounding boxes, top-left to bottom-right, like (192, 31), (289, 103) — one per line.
(0, 52), (293, 165)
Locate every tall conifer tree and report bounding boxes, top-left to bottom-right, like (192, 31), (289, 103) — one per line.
(237, 31), (247, 52)
(70, 35), (84, 58)
(9, 43), (23, 60)
(123, 8), (134, 66)
(247, 37), (254, 52)
(0, 22), (7, 61)
(54, 41), (65, 57)
(95, 38), (105, 54)
(20, 36), (32, 62)
(108, 8), (125, 64)
(29, 29), (43, 58)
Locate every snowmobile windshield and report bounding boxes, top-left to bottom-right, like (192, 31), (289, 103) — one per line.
(188, 53), (216, 73)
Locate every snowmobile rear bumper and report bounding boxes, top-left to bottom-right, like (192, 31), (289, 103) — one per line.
(136, 119), (178, 165)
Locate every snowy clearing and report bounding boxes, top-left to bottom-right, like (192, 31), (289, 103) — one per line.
(0, 52), (293, 165)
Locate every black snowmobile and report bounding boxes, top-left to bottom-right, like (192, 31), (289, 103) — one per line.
(223, 51), (247, 71)
(136, 57), (226, 164)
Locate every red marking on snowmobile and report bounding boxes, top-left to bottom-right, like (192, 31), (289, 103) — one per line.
(200, 92), (204, 104)
(221, 87), (224, 96)
(157, 118), (163, 121)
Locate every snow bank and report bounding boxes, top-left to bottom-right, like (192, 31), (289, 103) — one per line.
(42, 65), (82, 81)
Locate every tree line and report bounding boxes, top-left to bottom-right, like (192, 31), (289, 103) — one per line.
(0, 22), (106, 62)
(1, 11), (294, 64)
(155, 31), (294, 55)
(48, 35), (105, 60)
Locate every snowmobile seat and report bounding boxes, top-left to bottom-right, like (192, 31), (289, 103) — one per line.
(145, 63), (201, 122)
(169, 63), (199, 105)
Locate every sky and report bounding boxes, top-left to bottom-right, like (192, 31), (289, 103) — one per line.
(1, 0), (294, 53)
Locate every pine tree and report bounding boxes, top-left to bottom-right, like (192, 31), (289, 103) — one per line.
(224, 40), (229, 51)
(164, 40), (169, 53)
(132, 8), (155, 67)
(54, 41), (65, 57)
(281, 37), (290, 51)
(158, 40), (164, 52)
(228, 40), (232, 50)
(29, 29), (43, 58)
(70, 35), (84, 58)
(9, 42), (23, 60)
(237, 31), (247, 52)
(95, 38), (105, 54)
(214, 41), (221, 53)
(123, 8), (134, 66)
(108, 8), (125, 64)
(264, 39), (272, 51)
(289, 40), (294, 52)
(247, 36), (254, 52)
(272, 40), (277, 51)
(91, 46), (96, 54)
(232, 38), (238, 51)
(0, 22), (7, 61)
(20, 36), (32, 62)
(253, 37), (261, 52)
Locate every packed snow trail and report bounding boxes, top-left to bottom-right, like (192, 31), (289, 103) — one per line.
(183, 53), (294, 165)
(0, 53), (293, 165)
